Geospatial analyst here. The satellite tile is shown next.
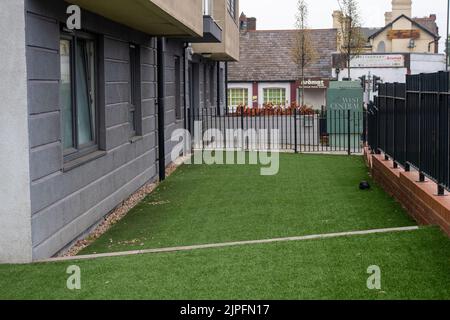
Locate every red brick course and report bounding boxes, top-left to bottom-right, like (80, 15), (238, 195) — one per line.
(364, 149), (450, 236)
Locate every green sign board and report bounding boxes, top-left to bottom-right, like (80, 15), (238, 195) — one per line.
(326, 81), (364, 149)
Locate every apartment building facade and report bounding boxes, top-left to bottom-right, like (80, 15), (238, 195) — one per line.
(0, 0), (239, 263)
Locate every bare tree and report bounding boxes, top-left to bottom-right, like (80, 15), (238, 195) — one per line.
(291, 0), (317, 107)
(337, 0), (366, 80)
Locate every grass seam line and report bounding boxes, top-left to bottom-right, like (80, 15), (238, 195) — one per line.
(37, 226), (419, 263)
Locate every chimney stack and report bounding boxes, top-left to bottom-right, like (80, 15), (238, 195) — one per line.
(332, 10), (342, 29)
(391, 0), (412, 20)
(247, 17), (256, 31)
(239, 13), (256, 32)
(385, 11), (393, 25)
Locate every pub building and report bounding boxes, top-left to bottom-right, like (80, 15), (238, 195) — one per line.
(228, 15), (337, 110)
(229, 4), (440, 110)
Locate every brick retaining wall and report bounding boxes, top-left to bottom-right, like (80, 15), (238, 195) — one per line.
(364, 149), (450, 236)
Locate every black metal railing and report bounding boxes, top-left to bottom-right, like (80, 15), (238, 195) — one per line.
(188, 107), (365, 155)
(368, 71), (450, 195)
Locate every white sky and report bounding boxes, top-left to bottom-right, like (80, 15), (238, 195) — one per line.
(239, 0), (448, 52)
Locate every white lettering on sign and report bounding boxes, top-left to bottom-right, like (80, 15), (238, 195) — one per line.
(350, 54), (405, 68)
(298, 79), (329, 89)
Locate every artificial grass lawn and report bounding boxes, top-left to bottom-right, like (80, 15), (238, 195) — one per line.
(1, 227), (449, 299)
(81, 153), (415, 254)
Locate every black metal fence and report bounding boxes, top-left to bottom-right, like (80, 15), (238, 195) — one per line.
(368, 71), (450, 195)
(188, 107), (365, 154)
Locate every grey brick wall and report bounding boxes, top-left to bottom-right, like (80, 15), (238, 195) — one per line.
(163, 40), (186, 166)
(18, 0), (227, 261)
(26, 0), (158, 259)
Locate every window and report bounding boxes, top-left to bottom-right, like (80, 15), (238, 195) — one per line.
(60, 30), (98, 161)
(263, 88), (286, 105)
(129, 44), (141, 137)
(377, 41), (386, 53)
(228, 88), (248, 108)
(227, 0), (236, 19)
(174, 55), (182, 120)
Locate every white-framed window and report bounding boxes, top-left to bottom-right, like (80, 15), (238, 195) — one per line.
(228, 88), (249, 108)
(258, 83), (290, 107)
(228, 83), (253, 110)
(263, 88), (287, 105)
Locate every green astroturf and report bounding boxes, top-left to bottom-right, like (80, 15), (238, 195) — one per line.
(0, 227), (449, 299)
(81, 153), (415, 254)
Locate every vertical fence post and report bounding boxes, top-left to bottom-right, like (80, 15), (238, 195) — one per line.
(240, 107), (244, 151)
(294, 108), (298, 153)
(437, 72), (445, 196)
(384, 84), (389, 161)
(347, 109), (351, 155)
(393, 83), (398, 169)
(405, 78), (410, 172)
(418, 74), (426, 182)
(187, 107), (191, 154)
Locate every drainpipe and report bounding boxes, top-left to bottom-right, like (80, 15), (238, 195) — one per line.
(217, 61), (221, 116)
(225, 62), (228, 114)
(157, 37), (166, 181)
(447, 1), (450, 70)
(428, 38), (440, 53)
(183, 43), (189, 130)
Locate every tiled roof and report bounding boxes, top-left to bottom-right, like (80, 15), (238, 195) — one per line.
(361, 28), (381, 39)
(413, 17), (438, 35)
(369, 14), (439, 39)
(228, 29), (337, 82)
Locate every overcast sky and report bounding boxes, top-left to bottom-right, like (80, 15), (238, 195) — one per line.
(240, 0), (448, 51)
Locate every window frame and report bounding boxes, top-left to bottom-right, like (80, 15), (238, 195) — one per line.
(60, 28), (100, 163)
(263, 87), (287, 106)
(174, 55), (182, 120)
(228, 87), (249, 108)
(129, 43), (142, 137)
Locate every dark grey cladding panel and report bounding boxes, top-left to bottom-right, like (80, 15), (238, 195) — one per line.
(106, 103), (129, 128)
(106, 83), (129, 105)
(104, 37), (130, 61)
(141, 65), (156, 82)
(28, 81), (59, 115)
(26, 13), (59, 50)
(105, 124), (131, 150)
(105, 60), (131, 83)
(27, 47), (59, 80)
(25, 0), (159, 259)
(141, 82), (156, 100)
(30, 142), (62, 182)
(142, 116), (156, 135)
(141, 99), (156, 117)
(26, 0), (152, 43)
(29, 112), (61, 148)
(141, 46), (157, 65)
(31, 149), (157, 248)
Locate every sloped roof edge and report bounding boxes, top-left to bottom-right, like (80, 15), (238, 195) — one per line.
(368, 14), (439, 40)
